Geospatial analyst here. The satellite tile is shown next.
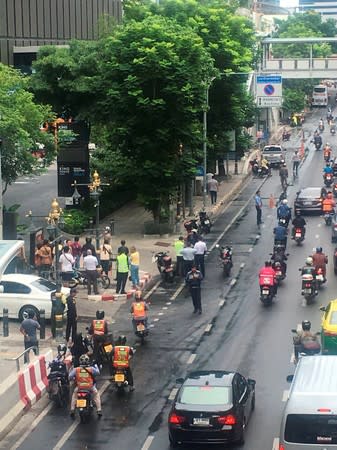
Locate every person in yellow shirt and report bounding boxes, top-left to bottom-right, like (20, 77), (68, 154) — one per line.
(129, 246), (140, 288)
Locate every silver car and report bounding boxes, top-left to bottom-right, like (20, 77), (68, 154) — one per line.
(262, 145), (285, 167)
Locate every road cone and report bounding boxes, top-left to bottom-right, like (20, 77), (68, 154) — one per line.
(269, 194), (275, 209)
(299, 140), (305, 159)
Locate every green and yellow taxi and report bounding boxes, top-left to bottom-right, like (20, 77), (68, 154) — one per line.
(321, 299), (337, 354)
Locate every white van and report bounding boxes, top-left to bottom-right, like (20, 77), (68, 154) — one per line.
(312, 85), (329, 107)
(279, 355), (337, 449)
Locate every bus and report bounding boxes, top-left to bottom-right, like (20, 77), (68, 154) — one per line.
(311, 84), (328, 107)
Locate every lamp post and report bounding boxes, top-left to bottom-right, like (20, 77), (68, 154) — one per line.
(88, 170), (109, 250)
(202, 78), (215, 209)
(46, 199), (64, 284)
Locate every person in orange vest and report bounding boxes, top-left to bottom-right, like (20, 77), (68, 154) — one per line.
(112, 335), (135, 391)
(69, 354), (102, 418)
(322, 191), (336, 214)
(130, 291), (149, 332)
(88, 310), (109, 365)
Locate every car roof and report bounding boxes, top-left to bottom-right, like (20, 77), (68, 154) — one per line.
(1, 274), (44, 284)
(327, 299), (337, 311)
(184, 370), (236, 387)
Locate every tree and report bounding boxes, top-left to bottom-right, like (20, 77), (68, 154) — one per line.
(0, 64), (55, 194)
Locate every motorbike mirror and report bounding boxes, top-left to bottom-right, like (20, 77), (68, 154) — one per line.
(286, 375), (294, 383)
(319, 306), (326, 311)
(176, 377), (184, 384)
(291, 329), (297, 333)
(215, 244), (219, 248)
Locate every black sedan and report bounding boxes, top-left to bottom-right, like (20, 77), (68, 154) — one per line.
(294, 187), (323, 214)
(168, 370), (256, 447)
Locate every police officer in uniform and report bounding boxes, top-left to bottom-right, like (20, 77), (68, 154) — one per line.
(185, 265), (203, 314)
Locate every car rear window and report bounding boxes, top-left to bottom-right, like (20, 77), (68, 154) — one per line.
(299, 189), (321, 198)
(329, 311), (337, 325)
(263, 146), (282, 153)
(285, 414), (337, 444)
(31, 278), (57, 292)
(179, 386), (231, 405)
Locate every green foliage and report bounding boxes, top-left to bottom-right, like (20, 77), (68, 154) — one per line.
(0, 64), (55, 194)
(282, 88), (306, 115)
(62, 209), (91, 235)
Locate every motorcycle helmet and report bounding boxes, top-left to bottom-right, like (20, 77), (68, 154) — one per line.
(306, 257), (313, 266)
(96, 310), (105, 320)
(283, 162), (287, 167)
(57, 344), (67, 355)
(316, 247), (323, 253)
(79, 354), (90, 366)
(302, 320), (311, 331)
(117, 335), (127, 345)
(282, 199), (288, 205)
(135, 290), (142, 300)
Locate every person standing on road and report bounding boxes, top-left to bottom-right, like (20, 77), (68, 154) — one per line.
(181, 242), (197, 276)
(66, 287), (77, 343)
(292, 151), (300, 177)
(118, 240), (129, 256)
(116, 249), (129, 294)
(194, 236), (207, 277)
(174, 236), (184, 277)
(20, 310), (40, 363)
(70, 236), (82, 269)
(255, 190), (263, 226)
(129, 246), (140, 288)
(99, 238), (112, 276)
(59, 246), (75, 286)
(38, 239), (53, 278)
(83, 249), (99, 295)
(185, 265), (203, 314)
(81, 237), (96, 258)
(208, 176), (219, 205)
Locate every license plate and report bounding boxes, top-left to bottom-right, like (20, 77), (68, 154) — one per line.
(76, 399), (87, 408)
(115, 373), (125, 382)
(137, 323), (145, 331)
(276, 271), (282, 276)
(262, 289), (269, 295)
(304, 288), (311, 294)
(295, 233), (301, 237)
(204, 220), (210, 224)
(304, 202), (312, 206)
(104, 344), (113, 353)
(317, 274), (323, 281)
(193, 417), (210, 426)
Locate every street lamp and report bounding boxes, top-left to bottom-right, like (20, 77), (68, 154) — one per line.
(202, 77), (216, 209)
(46, 198), (64, 283)
(88, 170), (109, 250)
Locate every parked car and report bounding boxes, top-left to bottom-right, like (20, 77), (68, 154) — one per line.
(294, 187), (323, 214)
(320, 300), (337, 355)
(168, 370), (255, 447)
(261, 144), (285, 167)
(0, 274), (69, 321)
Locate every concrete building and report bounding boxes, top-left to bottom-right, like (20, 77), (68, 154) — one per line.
(299, 0), (337, 20)
(0, 0), (122, 71)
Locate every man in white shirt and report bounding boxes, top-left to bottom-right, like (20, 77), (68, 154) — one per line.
(181, 242), (197, 276)
(194, 236), (207, 277)
(83, 249), (99, 295)
(208, 176), (219, 204)
(59, 246), (75, 286)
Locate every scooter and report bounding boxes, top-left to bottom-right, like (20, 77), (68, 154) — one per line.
(331, 126), (336, 136)
(324, 150), (332, 162)
(272, 261), (285, 284)
(47, 355), (70, 407)
(291, 329), (321, 365)
(319, 123), (324, 132)
(324, 173), (333, 187)
(324, 212), (334, 226)
(154, 251), (174, 283)
(299, 270), (316, 304)
(293, 227), (305, 245)
(216, 245), (233, 277)
(133, 317), (149, 344)
(72, 268), (110, 289)
(198, 211), (212, 234)
(314, 141), (322, 151)
(75, 389), (94, 423)
(259, 284), (275, 306)
(257, 166), (270, 178)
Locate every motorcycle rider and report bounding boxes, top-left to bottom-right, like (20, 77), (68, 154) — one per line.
(279, 163), (288, 189)
(130, 290), (149, 332)
(88, 310), (109, 365)
(111, 336), (135, 391)
(323, 162), (333, 176)
(271, 245), (287, 275)
(301, 257), (318, 295)
(319, 118), (324, 129)
(259, 261), (277, 296)
(322, 191), (336, 215)
(277, 198), (292, 227)
(69, 354), (102, 418)
(293, 320), (320, 361)
(260, 157), (270, 176)
(312, 247), (328, 282)
(291, 209), (306, 238)
(324, 143), (332, 160)
(273, 223), (288, 248)
(313, 132), (322, 150)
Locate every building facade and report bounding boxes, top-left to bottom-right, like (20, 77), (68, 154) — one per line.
(0, 0), (122, 70)
(299, 0), (337, 20)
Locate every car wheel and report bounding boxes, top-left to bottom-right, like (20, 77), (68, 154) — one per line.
(19, 305), (39, 322)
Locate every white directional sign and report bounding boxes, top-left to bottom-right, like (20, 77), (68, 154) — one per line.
(256, 74), (282, 108)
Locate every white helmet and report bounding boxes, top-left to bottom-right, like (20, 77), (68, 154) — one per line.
(306, 257), (313, 266)
(282, 199), (288, 205)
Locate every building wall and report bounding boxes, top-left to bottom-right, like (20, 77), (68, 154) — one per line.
(299, 0), (337, 19)
(0, 0), (122, 66)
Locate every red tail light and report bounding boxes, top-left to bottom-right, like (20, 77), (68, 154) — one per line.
(77, 392), (86, 398)
(295, 228), (301, 233)
(169, 413), (186, 424)
(217, 414), (237, 425)
(317, 268), (323, 274)
(279, 445), (285, 450)
(305, 283), (311, 287)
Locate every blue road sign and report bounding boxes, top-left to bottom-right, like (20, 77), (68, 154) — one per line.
(257, 75), (282, 84)
(264, 84), (275, 96)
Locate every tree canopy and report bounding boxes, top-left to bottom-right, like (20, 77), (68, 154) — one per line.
(0, 64), (55, 194)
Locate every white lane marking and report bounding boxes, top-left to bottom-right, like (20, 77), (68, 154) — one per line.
(158, 312), (164, 316)
(144, 280), (161, 300)
(240, 263), (245, 268)
(162, 306), (168, 310)
(168, 387), (179, 401)
(272, 437), (280, 450)
(230, 278), (237, 286)
(187, 353), (197, 365)
(166, 302), (172, 305)
(204, 324), (213, 333)
(249, 247), (253, 252)
(170, 283), (185, 301)
(153, 318), (159, 322)
(10, 402), (54, 450)
(219, 299), (225, 307)
(290, 352), (295, 364)
(315, 234), (320, 239)
(141, 435), (155, 450)
(282, 390), (289, 402)
(53, 380), (110, 450)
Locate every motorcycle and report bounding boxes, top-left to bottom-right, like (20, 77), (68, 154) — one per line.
(282, 131), (291, 142)
(331, 126), (336, 136)
(324, 172), (333, 187)
(293, 227), (305, 245)
(72, 267), (110, 290)
(324, 150), (332, 162)
(75, 389), (93, 423)
(184, 218), (198, 233)
(259, 284), (275, 306)
(154, 251), (174, 283)
(324, 211), (334, 226)
(314, 141), (322, 151)
(319, 124), (324, 132)
(198, 211), (212, 234)
(47, 355), (70, 407)
(272, 261), (285, 284)
(216, 245), (233, 277)
(257, 165), (270, 178)
(111, 367), (129, 392)
(133, 317), (149, 344)
(299, 270), (316, 304)
(291, 329), (321, 365)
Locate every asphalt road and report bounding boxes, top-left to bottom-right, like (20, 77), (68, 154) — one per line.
(3, 106), (337, 450)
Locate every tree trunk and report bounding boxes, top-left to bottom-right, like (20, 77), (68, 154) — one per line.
(217, 158), (226, 176)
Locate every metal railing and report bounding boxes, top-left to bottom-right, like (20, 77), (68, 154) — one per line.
(10, 346), (39, 372)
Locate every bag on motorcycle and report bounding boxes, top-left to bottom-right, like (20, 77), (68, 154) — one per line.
(302, 340), (321, 351)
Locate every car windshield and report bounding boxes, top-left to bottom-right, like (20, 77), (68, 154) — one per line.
(329, 311), (337, 325)
(263, 146), (281, 153)
(179, 386), (231, 406)
(314, 87), (326, 93)
(31, 278), (57, 292)
(300, 189), (320, 198)
(285, 414), (337, 444)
